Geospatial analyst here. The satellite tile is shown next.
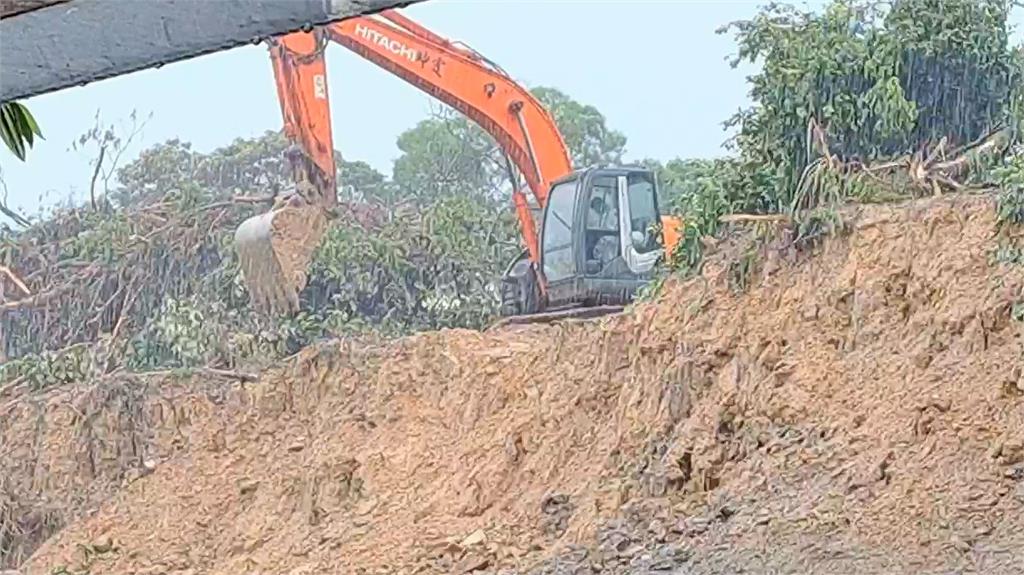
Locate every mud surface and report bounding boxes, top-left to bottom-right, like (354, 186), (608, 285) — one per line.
(6, 194), (1024, 574)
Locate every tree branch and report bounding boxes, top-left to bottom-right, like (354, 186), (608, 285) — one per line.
(0, 171), (31, 227)
(0, 265), (100, 311)
(0, 265), (31, 297)
(88, 142), (106, 210)
(133, 367), (258, 382)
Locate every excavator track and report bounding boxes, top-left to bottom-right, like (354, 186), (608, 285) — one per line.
(486, 305), (625, 331)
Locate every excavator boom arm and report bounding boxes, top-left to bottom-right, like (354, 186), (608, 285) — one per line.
(270, 31), (337, 206)
(329, 12), (573, 215)
(270, 11), (573, 264)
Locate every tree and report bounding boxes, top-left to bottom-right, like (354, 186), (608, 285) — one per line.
(390, 87), (632, 209)
(644, 0), (1024, 276)
(533, 86), (627, 167)
(391, 108), (507, 204)
(337, 158), (393, 204)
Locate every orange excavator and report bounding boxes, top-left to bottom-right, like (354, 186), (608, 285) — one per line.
(235, 9), (682, 321)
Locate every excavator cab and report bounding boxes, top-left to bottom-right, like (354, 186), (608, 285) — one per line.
(499, 166), (669, 318)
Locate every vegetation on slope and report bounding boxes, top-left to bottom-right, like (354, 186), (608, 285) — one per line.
(0, 0), (1022, 392)
(0, 88), (625, 388)
(645, 0), (1024, 273)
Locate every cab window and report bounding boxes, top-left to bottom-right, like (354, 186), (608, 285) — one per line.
(627, 172), (660, 254)
(585, 176), (621, 267)
(542, 180), (579, 282)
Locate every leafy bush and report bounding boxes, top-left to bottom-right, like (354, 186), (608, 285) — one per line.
(0, 345), (91, 391)
(996, 151), (1024, 224)
(719, 0), (1021, 213)
(0, 87), (627, 381)
(646, 0), (1023, 275)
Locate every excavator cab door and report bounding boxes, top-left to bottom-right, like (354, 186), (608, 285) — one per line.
(615, 170), (664, 275)
(538, 167), (665, 311)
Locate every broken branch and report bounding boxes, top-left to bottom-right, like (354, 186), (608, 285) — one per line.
(0, 265), (31, 297)
(720, 213), (793, 224)
(133, 367), (258, 383)
(0, 266), (101, 311)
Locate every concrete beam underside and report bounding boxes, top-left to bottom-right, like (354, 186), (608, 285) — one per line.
(0, 0), (72, 19)
(0, 0), (424, 102)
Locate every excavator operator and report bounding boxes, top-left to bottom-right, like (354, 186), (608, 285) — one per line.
(586, 185), (621, 268)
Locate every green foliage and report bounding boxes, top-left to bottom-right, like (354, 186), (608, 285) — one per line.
(0, 345), (90, 391)
(657, 159), (751, 222)
(149, 298), (217, 367)
(533, 87), (627, 167)
(643, 157), (752, 272)
(995, 150), (1024, 224)
(1, 84), (627, 381)
(308, 192), (517, 331)
(115, 131), (292, 206)
(1013, 302), (1024, 322)
(992, 241), (1024, 265)
(719, 0), (1021, 214)
(637, 0), (1024, 279)
(338, 159), (392, 203)
(634, 0), (1024, 280)
(0, 102), (42, 161)
(392, 111), (506, 203)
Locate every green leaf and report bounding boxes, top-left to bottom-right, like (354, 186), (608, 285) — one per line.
(15, 108), (34, 147)
(0, 101), (43, 161)
(12, 102), (42, 146)
(19, 102), (42, 138)
(1, 105), (26, 160)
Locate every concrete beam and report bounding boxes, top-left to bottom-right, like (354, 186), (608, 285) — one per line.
(0, 0), (424, 102)
(0, 0), (72, 19)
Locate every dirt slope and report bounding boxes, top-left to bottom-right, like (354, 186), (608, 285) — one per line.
(14, 194), (1024, 574)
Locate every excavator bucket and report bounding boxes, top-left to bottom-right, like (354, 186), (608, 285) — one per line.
(234, 203), (328, 315)
(232, 20), (337, 315)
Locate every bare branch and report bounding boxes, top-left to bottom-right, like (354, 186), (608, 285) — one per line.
(0, 265), (101, 311)
(101, 110), (152, 193)
(0, 265), (31, 297)
(720, 213), (793, 224)
(88, 142), (105, 210)
(0, 169), (31, 227)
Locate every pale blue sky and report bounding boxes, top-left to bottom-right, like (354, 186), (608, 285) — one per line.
(0, 0), (1021, 220)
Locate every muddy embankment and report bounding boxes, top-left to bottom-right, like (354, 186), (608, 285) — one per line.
(2, 194), (1021, 574)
